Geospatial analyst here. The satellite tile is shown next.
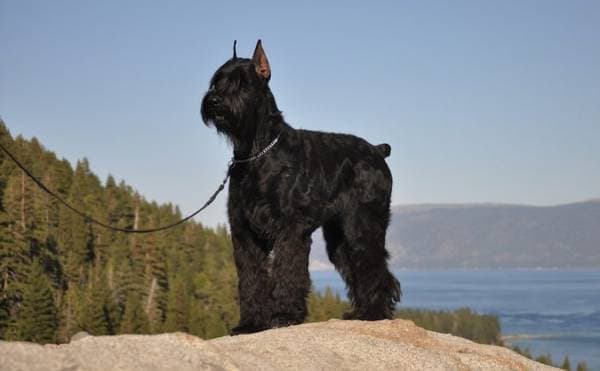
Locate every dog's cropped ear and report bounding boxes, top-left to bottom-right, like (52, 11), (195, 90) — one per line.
(252, 40), (271, 81)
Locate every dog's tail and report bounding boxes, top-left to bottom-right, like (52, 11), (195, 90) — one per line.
(374, 143), (391, 158)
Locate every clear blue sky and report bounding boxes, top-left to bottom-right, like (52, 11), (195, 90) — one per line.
(1, 1), (599, 227)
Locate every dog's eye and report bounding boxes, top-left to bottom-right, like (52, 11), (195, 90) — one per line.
(238, 74), (248, 87)
(215, 79), (229, 92)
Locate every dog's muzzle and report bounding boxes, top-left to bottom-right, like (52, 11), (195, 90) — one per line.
(201, 92), (223, 126)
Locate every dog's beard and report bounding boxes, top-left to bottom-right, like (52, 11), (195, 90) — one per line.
(201, 92), (253, 138)
(201, 97), (230, 130)
(203, 114), (227, 128)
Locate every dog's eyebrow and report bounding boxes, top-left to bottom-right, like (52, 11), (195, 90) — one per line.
(231, 66), (247, 79)
(211, 72), (224, 85)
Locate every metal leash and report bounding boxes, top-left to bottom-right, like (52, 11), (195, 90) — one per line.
(0, 133), (281, 233)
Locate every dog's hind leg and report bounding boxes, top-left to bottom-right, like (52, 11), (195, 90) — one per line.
(340, 209), (401, 320)
(322, 219), (357, 308)
(270, 231), (312, 328)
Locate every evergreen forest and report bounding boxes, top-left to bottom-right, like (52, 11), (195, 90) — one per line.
(0, 120), (238, 342)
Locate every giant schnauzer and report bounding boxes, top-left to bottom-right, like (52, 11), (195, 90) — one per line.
(201, 40), (401, 335)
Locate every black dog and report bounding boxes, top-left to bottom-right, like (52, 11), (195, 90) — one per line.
(201, 40), (401, 335)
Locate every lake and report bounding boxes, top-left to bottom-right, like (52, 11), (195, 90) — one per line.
(311, 269), (600, 370)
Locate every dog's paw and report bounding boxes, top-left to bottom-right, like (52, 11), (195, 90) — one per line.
(342, 310), (359, 320)
(270, 314), (303, 329)
(230, 323), (269, 336)
(343, 309), (389, 321)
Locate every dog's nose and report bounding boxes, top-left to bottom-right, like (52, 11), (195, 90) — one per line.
(207, 95), (219, 106)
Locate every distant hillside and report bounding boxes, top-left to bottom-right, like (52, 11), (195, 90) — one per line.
(386, 201), (600, 269)
(310, 201), (600, 269)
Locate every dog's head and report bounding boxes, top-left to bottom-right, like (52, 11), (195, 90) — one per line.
(201, 40), (277, 138)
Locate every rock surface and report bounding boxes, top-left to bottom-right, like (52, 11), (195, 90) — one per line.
(0, 319), (558, 371)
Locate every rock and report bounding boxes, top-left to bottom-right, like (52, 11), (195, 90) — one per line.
(70, 331), (91, 342)
(0, 319), (558, 371)
(0, 333), (233, 371)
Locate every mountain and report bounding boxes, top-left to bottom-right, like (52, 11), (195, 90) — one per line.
(310, 200), (600, 269)
(387, 200), (600, 269)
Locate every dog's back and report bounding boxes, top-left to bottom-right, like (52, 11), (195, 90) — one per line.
(288, 128), (393, 207)
(295, 129), (391, 161)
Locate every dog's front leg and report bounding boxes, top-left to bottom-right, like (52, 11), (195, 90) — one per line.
(270, 233), (312, 328)
(230, 226), (272, 335)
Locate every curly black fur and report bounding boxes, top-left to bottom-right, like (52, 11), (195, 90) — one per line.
(201, 40), (401, 335)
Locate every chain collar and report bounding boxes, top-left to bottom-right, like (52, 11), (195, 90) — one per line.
(230, 133), (281, 165)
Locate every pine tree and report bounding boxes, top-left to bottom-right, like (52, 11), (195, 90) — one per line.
(112, 259), (135, 310)
(561, 356), (572, 371)
(61, 159), (99, 285)
(202, 310), (228, 338)
(102, 266), (121, 335)
(188, 300), (207, 338)
(535, 353), (554, 366)
(164, 275), (189, 332)
(144, 276), (163, 333)
(119, 292), (149, 334)
(9, 259), (57, 343)
(141, 212), (168, 303)
(307, 287), (350, 322)
(77, 268), (108, 335)
(31, 166), (63, 291)
(57, 283), (82, 342)
(125, 204), (149, 302)
(576, 362), (588, 371)
(1, 171), (34, 327)
(0, 297), (8, 338)
(212, 268), (239, 331)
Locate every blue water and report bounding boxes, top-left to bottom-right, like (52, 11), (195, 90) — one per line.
(311, 269), (600, 370)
